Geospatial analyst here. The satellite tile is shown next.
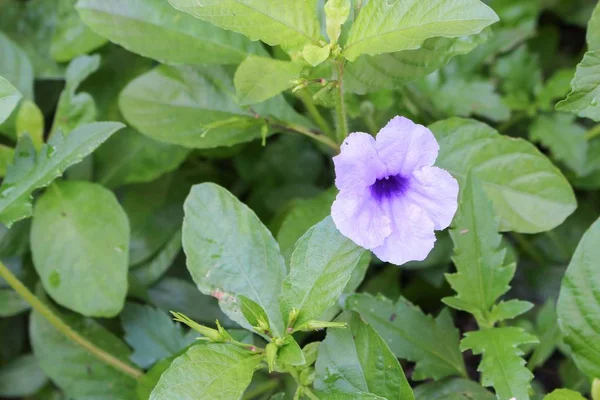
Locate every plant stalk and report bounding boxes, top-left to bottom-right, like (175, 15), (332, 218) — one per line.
(270, 120), (340, 152)
(297, 90), (335, 140)
(0, 261), (143, 379)
(335, 62), (349, 143)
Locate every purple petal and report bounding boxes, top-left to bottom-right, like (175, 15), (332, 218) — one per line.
(375, 116), (439, 176)
(331, 189), (392, 249)
(372, 197), (436, 265)
(405, 166), (459, 230)
(333, 133), (387, 193)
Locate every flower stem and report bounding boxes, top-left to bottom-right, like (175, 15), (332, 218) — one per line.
(335, 62), (349, 143)
(269, 120), (340, 152)
(297, 90), (335, 140)
(0, 260), (143, 379)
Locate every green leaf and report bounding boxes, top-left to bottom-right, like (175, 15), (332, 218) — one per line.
(129, 230), (182, 292)
(345, 34), (486, 94)
(30, 307), (137, 399)
(239, 295), (270, 329)
(234, 56), (304, 105)
(487, 300), (533, 324)
(314, 312), (414, 400)
(302, 44), (331, 67)
(557, 217), (600, 378)
(76, 0), (266, 65)
(51, 0), (107, 62)
(277, 335), (306, 367)
(557, 50), (600, 121)
(95, 128), (190, 190)
(50, 54), (101, 135)
(460, 327), (538, 400)
(544, 389), (587, 400)
(31, 181), (129, 317)
(492, 45), (542, 111)
(429, 118), (576, 233)
(0, 121), (124, 226)
(346, 293), (467, 380)
(444, 176), (516, 324)
(0, 288), (29, 317)
(530, 113), (588, 176)
(120, 65), (267, 149)
(167, 0), (321, 51)
(343, 0), (498, 61)
(414, 378), (495, 400)
(280, 216), (365, 328)
(16, 100), (44, 149)
(0, 146), (15, 179)
(537, 68), (575, 111)
(149, 343), (262, 400)
(0, 354), (48, 397)
(325, 0), (351, 44)
(0, 76), (22, 126)
(276, 188), (336, 264)
(182, 183), (286, 335)
(121, 303), (195, 369)
(0, 31), (34, 101)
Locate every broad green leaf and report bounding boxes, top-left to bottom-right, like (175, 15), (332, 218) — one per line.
(239, 295), (270, 329)
(544, 389), (587, 400)
(414, 378), (495, 400)
(276, 188), (336, 264)
(149, 343), (262, 400)
(346, 293), (467, 380)
(444, 176), (516, 324)
(0, 77), (22, 126)
(429, 118), (576, 233)
(530, 113), (588, 176)
(461, 327), (538, 400)
(121, 303), (195, 369)
(325, 0), (351, 44)
(31, 181), (129, 317)
(343, 0), (498, 61)
(314, 312), (414, 400)
(50, 54), (100, 135)
(95, 128), (190, 190)
(277, 335), (305, 367)
(280, 216), (365, 328)
(345, 34), (486, 94)
(167, 0), (321, 51)
(120, 65), (266, 149)
(0, 354), (47, 397)
(51, 0), (107, 62)
(0, 32), (34, 100)
(30, 307), (137, 399)
(0, 288), (29, 317)
(235, 56), (304, 105)
(557, 217), (600, 378)
(557, 50), (600, 121)
(182, 183), (286, 335)
(15, 100), (44, 149)
(0, 121), (124, 226)
(529, 300), (563, 371)
(76, 0), (266, 65)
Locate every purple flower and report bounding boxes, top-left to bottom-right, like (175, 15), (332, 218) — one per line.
(331, 116), (459, 265)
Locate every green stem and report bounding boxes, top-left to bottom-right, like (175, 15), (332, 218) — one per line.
(0, 261), (143, 379)
(363, 114), (378, 135)
(297, 91), (335, 140)
(302, 387), (320, 400)
(270, 120), (340, 152)
(587, 125), (600, 141)
(592, 378), (600, 400)
(335, 62), (349, 143)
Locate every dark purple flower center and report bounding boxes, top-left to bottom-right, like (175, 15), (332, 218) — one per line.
(370, 174), (409, 201)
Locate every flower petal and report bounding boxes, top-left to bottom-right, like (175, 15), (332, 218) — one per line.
(405, 166), (459, 230)
(333, 133), (387, 193)
(372, 197), (436, 265)
(331, 189), (391, 249)
(375, 116), (439, 176)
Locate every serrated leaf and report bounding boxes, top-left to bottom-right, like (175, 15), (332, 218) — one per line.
(487, 300), (533, 325)
(414, 377), (495, 400)
(280, 216), (365, 328)
(343, 0), (498, 61)
(0, 354), (47, 397)
(76, 0), (266, 65)
(182, 183), (286, 335)
(346, 293), (466, 380)
(51, 0), (107, 62)
(314, 312), (414, 400)
(167, 0), (321, 51)
(0, 121), (123, 226)
(121, 303), (196, 369)
(149, 343), (262, 400)
(461, 327), (538, 400)
(0, 76), (22, 126)
(31, 181), (129, 317)
(119, 65), (266, 149)
(544, 389), (587, 400)
(444, 176), (516, 324)
(30, 306), (137, 400)
(557, 217), (600, 378)
(0, 32), (34, 101)
(235, 56), (304, 105)
(345, 34), (486, 94)
(429, 118), (576, 233)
